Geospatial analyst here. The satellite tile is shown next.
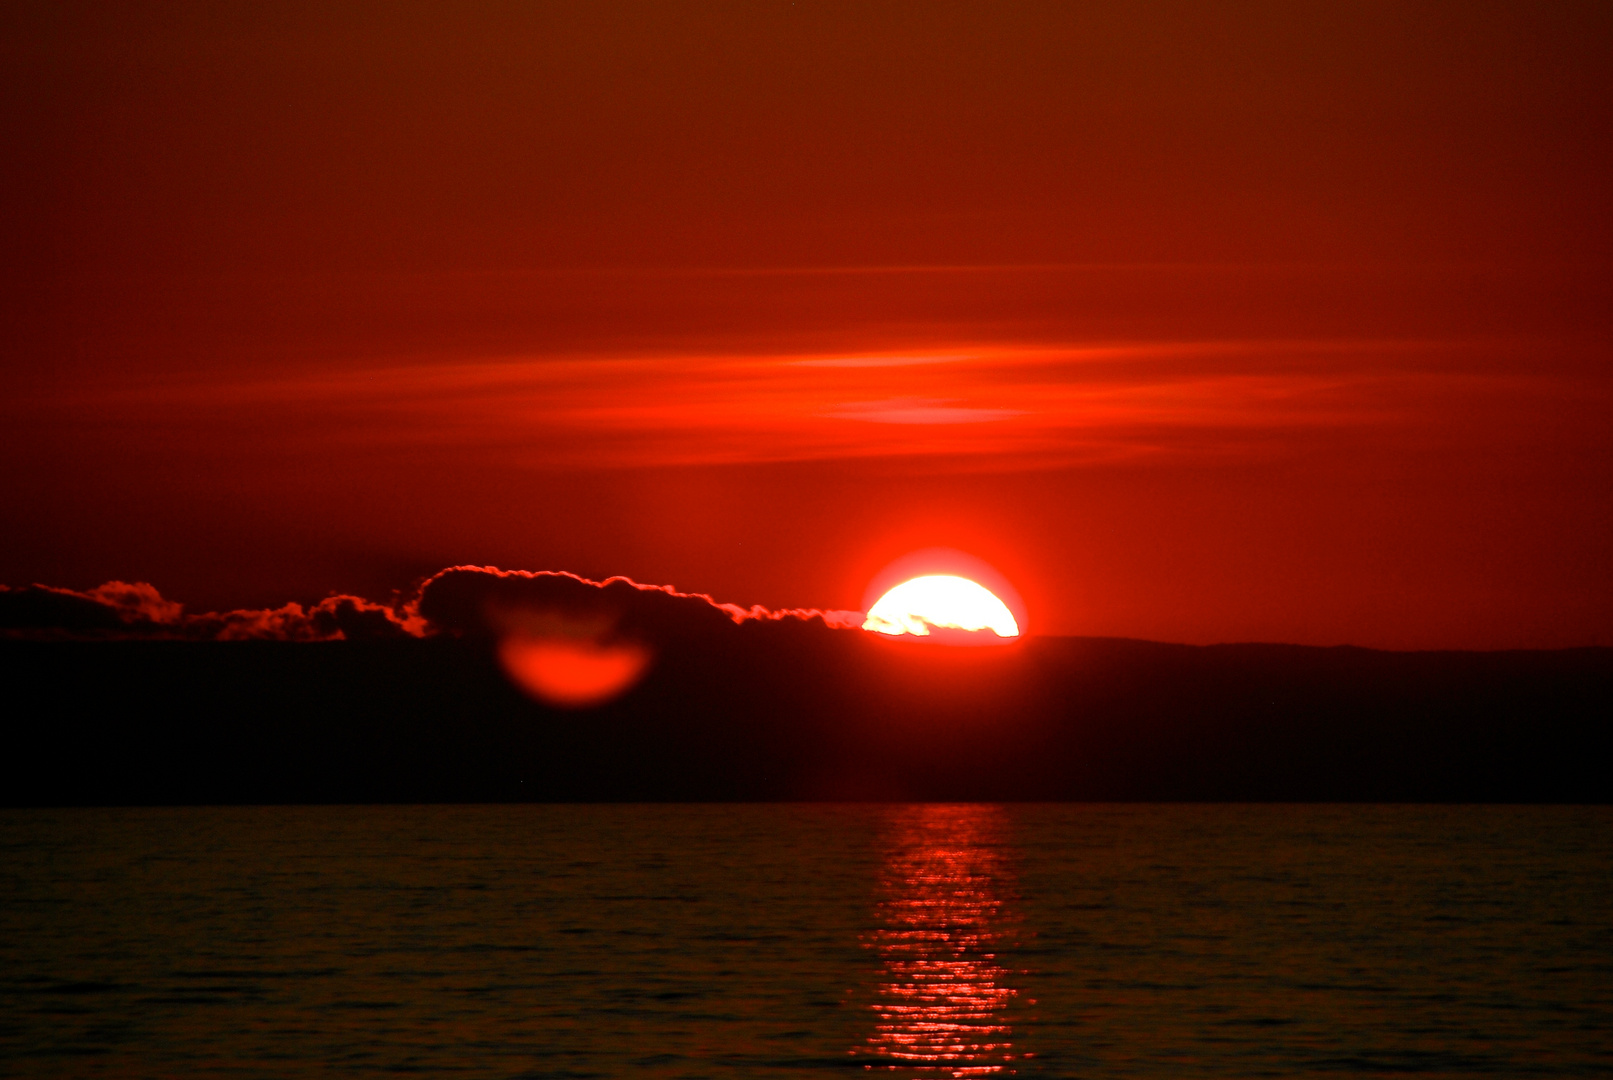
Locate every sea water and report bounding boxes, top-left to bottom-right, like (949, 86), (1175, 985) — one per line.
(1, 804), (1609, 1077)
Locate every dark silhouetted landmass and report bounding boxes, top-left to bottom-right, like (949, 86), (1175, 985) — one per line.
(2, 622), (1608, 804)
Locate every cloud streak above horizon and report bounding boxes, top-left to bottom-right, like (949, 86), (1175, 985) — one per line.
(27, 336), (1583, 473)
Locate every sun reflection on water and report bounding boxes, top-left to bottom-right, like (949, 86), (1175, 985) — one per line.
(857, 804), (1027, 1076)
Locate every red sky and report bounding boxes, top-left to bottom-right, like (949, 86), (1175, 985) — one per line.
(3, 2), (1610, 648)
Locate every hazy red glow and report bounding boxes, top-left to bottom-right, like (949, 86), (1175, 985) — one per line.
(3, 6), (1610, 649)
(859, 805), (1024, 1075)
(7, 324), (1608, 647)
(496, 637), (651, 709)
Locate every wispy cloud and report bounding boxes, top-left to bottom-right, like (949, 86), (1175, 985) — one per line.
(37, 338), (1553, 471)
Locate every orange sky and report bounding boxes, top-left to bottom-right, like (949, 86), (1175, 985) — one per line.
(3, 2), (1610, 647)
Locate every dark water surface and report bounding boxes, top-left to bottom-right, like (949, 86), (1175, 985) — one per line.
(2, 805), (1609, 1077)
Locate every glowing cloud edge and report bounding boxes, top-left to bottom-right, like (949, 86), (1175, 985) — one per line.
(862, 574), (1021, 638)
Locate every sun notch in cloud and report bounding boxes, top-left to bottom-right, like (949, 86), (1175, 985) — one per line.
(863, 574), (1022, 641)
(859, 550), (1028, 645)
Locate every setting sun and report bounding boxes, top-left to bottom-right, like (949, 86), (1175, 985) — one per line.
(863, 575), (1021, 639)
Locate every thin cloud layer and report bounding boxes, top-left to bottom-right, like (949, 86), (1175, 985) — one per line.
(0, 568), (861, 642)
(33, 337), (1553, 472)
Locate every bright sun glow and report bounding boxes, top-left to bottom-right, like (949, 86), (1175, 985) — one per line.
(863, 575), (1021, 638)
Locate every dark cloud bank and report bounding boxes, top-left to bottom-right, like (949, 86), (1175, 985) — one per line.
(0, 566), (857, 642)
(1, 567), (1609, 804)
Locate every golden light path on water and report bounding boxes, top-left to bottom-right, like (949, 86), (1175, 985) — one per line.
(858, 805), (1028, 1075)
